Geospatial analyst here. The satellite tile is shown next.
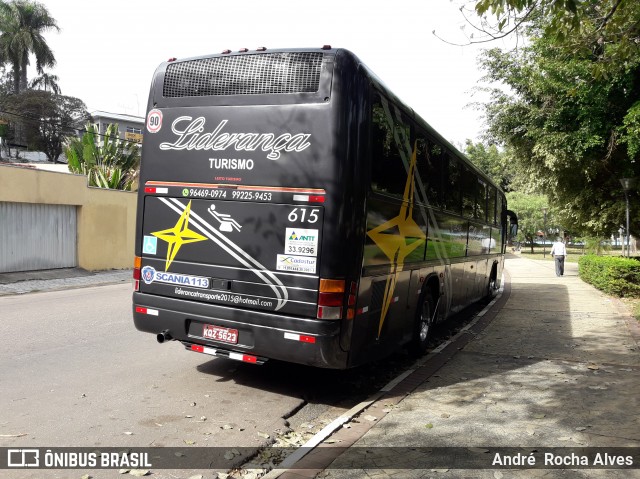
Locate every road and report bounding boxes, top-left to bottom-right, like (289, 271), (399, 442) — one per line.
(0, 282), (484, 478)
(0, 283), (316, 478)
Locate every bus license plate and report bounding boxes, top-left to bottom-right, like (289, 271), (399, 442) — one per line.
(203, 324), (238, 344)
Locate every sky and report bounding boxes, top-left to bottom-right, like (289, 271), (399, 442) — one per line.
(36, 0), (508, 147)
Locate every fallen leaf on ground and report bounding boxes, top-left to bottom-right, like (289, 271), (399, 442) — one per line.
(129, 470), (150, 477)
(587, 363), (599, 370)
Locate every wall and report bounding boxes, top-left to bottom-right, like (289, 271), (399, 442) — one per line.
(0, 164), (136, 271)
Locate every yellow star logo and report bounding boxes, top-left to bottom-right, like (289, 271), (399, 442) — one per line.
(151, 200), (207, 270)
(367, 143), (426, 337)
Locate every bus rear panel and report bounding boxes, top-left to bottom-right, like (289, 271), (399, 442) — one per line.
(133, 49), (361, 368)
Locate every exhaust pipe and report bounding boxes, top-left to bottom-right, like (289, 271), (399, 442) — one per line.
(157, 330), (173, 343)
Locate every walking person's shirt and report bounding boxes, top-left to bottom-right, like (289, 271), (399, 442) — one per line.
(550, 240), (567, 257)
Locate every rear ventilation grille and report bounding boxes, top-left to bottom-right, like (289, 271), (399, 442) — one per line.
(163, 52), (323, 98)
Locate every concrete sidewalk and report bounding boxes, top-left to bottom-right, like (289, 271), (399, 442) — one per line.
(0, 267), (132, 295)
(282, 257), (640, 478)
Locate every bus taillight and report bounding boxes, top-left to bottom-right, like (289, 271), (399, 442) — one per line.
(317, 279), (345, 319)
(133, 256), (142, 291)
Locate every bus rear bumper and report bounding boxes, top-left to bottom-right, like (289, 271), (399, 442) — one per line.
(132, 292), (349, 369)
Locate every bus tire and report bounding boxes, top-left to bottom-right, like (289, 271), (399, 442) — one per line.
(486, 264), (498, 299)
(409, 289), (435, 357)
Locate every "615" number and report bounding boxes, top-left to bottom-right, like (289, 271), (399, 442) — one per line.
(288, 208), (320, 224)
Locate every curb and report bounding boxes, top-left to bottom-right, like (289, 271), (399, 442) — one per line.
(263, 272), (512, 479)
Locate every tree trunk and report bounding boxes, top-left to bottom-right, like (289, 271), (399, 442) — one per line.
(12, 64), (20, 94)
(19, 52), (28, 93)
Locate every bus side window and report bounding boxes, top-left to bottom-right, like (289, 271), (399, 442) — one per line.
(371, 97), (408, 198)
(444, 155), (461, 214)
(462, 166), (476, 218)
(416, 137), (442, 208)
(476, 178), (487, 221)
(488, 186), (497, 226)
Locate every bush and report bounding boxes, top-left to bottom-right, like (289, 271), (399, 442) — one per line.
(578, 255), (640, 298)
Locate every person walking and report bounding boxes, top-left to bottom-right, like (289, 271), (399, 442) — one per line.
(550, 237), (567, 276)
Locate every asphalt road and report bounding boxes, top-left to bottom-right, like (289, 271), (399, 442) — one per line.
(0, 283), (310, 478)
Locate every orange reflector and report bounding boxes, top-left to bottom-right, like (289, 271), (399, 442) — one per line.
(319, 279), (345, 293)
(346, 308), (355, 320)
(134, 256), (142, 268)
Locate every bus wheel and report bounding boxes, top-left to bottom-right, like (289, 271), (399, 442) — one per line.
(486, 266), (498, 299)
(409, 290), (435, 357)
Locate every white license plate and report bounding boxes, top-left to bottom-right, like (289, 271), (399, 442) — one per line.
(203, 324), (238, 344)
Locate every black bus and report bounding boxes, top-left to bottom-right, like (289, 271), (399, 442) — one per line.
(132, 47), (517, 369)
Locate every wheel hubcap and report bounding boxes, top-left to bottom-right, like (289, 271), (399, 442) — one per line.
(419, 304), (430, 341)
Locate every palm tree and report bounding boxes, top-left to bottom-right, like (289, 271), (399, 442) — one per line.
(0, 0), (59, 94)
(29, 71), (60, 94)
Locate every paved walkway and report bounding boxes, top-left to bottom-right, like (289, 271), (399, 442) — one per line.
(0, 268), (131, 295)
(279, 257), (640, 478)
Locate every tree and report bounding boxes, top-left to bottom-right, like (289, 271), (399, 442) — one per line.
(477, 15), (639, 238)
(0, 89), (88, 162)
(469, 0), (640, 77)
(464, 140), (514, 191)
(66, 123), (141, 191)
(29, 71), (60, 94)
(0, 0), (59, 94)
(505, 191), (562, 253)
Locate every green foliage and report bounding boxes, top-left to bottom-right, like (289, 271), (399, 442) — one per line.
(0, 89), (88, 161)
(583, 237), (611, 255)
(464, 140), (513, 191)
(505, 191), (562, 252)
(479, 25), (639, 237)
(473, 0), (640, 72)
(0, 0), (59, 93)
(578, 255), (640, 298)
(66, 123), (140, 191)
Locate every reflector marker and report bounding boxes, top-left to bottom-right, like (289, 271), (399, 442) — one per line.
(392, 296), (400, 303)
(144, 187), (168, 194)
(190, 344), (258, 363)
(135, 306), (159, 316)
(229, 352), (257, 363)
(356, 306), (369, 315)
(191, 344), (216, 355)
(284, 332), (316, 344)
